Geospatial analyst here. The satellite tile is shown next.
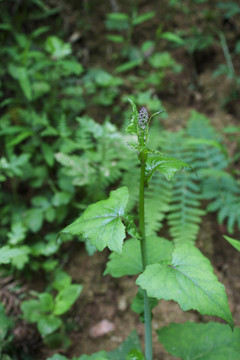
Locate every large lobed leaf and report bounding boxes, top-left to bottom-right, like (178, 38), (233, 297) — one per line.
(104, 236), (173, 277)
(136, 244), (233, 328)
(62, 187), (129, 253)
(157, 322), (240, 360)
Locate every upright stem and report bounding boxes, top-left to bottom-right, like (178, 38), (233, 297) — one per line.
(139, 159), (153, 360)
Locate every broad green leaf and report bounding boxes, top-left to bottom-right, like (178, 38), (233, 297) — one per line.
(54, 284), (82, 315)
(104, 236), (173, 277)
(145, 154), (190, 183)
(108, 330), (142, 360)
(125, 98), (139, 135)
(62, 187), (129, 253)
(224, 235), (240, 251)
(157, 322), (240, 360)
(37, 315), (62, 337)
(136, 244), (233, 328)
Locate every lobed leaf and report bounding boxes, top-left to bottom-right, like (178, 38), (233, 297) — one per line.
(136, 244), (233, 328)
(62, 187), (129, 253)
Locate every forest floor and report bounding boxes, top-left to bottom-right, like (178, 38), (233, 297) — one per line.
(32, 0), (240, 359)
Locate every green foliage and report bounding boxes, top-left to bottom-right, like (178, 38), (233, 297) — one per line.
(136, 244), (233, 328)
(104, 236), (173, 277)
(157, 322), (240, 359)
(62, 187), (129, 253)
(21, 271), (82, 341)
(46, 331), (143, 360)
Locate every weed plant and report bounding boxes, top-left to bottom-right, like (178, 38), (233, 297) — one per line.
(57, 101), (239, 360)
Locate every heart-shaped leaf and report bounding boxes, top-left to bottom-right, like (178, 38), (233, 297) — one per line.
(104, 236), (173, 277)
(62, 187), (129, 253)
(136, 244), (233, 328)
(157, 322), (240, 360)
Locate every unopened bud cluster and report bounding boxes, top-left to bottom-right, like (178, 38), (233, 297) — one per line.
(138, 107), (148, 133)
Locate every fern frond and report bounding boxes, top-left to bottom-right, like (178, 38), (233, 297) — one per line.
(202, 173), (240, 233)
(187, 110), (222, 141)
(145, 172), (172, 236)
(168, 173), (205, 245)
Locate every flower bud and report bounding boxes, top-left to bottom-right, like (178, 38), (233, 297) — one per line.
(138, 107), (148, 131)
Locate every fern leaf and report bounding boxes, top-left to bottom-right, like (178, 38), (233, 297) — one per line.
(145, 172), (172, 236)
(168, 173), (205, 245)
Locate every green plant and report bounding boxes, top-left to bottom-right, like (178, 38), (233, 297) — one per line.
(61, 101), (236, 360)
(20, 269), (82, 348)
(105, 9), (155, 61)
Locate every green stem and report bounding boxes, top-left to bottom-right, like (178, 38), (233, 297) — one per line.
(139, 158), (153, 360)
